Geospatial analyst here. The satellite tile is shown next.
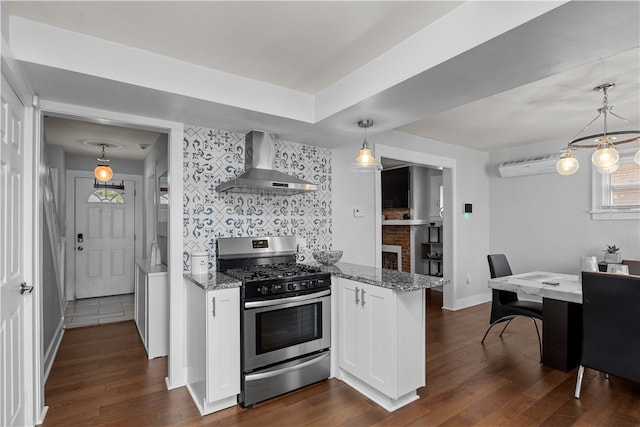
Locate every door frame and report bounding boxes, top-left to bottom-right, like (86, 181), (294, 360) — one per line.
(36, 101), (186, 392)
(374, 144), (458, 310)
(65, 172), (142, 301)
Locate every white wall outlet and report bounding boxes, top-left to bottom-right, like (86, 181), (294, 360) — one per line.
(466, 273), (471, 284)
(353, 208), (364, 218)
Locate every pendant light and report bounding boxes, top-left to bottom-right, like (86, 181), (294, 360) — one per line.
(557, 83), (640, 176)
(94, 143), (114, 182)
(349, 119), (382, 172)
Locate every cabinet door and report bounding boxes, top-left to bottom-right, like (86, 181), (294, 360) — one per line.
(360, 283), (394, 395)
(337, 278), (361, 376)
(206, 287), (240, 402)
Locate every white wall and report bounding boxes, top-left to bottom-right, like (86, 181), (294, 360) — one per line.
(332, 143), (379, 267)
(490, 140), (640, 274)
(332, 130), (492, 309)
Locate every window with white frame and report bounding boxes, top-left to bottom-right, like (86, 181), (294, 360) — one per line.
(592, 150), (640, 220)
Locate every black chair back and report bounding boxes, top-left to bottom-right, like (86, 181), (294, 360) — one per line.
(488, 254), (518, 322)
(581, 271), (640, 383)
(488, 254), (513, 279)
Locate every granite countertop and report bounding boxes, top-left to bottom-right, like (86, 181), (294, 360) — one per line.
(308, 261), (449, 292)
(184, 262), (449, 292)
(183, 270), (241, 291)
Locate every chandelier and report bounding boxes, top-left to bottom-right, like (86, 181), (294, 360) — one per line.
(556, 83), (640, 176)
(94, 143), (114, 182)
(349, 119), (382, 172)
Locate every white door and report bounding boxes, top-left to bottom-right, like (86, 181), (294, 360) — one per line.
(0, 75), (29, 426)
(337, 278), (361, 377)
(360, 283), (393, 395)
(206, 287), (240, 402)
(74, 177), (135, 298)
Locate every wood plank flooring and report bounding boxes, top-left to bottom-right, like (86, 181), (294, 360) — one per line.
(43, 290), (640, 426)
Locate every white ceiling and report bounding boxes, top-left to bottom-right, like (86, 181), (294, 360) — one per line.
(43, 116), (161, 160)
(5, 1), (640, 157)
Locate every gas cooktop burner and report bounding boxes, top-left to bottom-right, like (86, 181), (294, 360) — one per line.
(225, 263), (323, 283)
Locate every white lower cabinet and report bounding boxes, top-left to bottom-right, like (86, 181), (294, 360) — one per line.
(336, 277), (425, 412)
(185, 281), (240, 415)
(134, 260), (168, 359)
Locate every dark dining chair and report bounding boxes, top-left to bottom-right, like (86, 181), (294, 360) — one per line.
(482, 254), (543, 360)
(621, 259), (640, 276)
(574, 271), (640, 398)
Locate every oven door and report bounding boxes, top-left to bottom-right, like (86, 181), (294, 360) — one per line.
(243, 289), (331, 372)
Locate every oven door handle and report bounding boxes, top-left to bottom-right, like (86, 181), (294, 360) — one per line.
(244, 289), (331, 308)
(245, 352), (330, 382)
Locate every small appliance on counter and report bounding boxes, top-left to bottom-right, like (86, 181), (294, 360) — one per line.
(216, 235), (331, 407)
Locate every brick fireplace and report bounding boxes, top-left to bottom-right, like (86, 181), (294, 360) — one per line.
(381, 208), (411, 272)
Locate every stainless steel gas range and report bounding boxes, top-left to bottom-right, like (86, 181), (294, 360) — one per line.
(217, 235), (331, 407)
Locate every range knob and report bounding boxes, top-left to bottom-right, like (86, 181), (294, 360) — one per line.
(259, 285), (270, 296)
(287, 283), (296, 291)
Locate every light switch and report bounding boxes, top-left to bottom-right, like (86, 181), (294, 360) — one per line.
(353, 208), (364, 218)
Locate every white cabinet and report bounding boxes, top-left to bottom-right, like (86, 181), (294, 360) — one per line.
(336, 277), (425, 411)
(134, 260), (168, 359)
(185, 281), (240, 415)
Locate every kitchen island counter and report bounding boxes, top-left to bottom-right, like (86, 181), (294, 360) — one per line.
(309, 261), (448, 292)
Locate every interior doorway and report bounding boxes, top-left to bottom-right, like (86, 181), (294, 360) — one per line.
(380, 161), (444, 277)
(374, 144), (457, 310)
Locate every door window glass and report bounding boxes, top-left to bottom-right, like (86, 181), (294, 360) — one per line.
(87, 189), (125, 204)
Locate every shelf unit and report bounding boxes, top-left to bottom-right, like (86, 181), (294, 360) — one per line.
(421, 226), (443, 277)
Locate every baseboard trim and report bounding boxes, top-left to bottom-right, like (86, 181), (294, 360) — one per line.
(443, 293), (491, 311)
(44, 316), (65, 382)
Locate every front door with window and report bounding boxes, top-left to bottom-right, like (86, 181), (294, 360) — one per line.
(74, 177), (135, 298)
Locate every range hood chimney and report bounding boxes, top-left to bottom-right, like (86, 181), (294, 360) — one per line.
(215, 131), (318, 195)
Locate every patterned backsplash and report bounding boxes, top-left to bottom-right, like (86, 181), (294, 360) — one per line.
(183, 125), (332, 271)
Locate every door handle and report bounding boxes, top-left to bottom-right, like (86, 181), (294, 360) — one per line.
(355, 287), (360, 305)
(361, 289), (366, 307)
(77, 246), (83, 251)
(20, 282), (33, 295)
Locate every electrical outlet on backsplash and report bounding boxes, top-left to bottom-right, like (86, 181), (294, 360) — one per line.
(182, 125), (333, 272)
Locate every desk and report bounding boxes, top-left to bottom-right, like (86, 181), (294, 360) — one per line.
(488, 272), (582, 372)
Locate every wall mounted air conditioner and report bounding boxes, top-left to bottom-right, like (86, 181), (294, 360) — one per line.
(498, 153), (562, 178)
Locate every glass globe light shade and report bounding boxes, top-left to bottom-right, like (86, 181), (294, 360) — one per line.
(94, 165), (113, 182)
(591, 146), (619, 168)
(635, 149), (640, 166)
(556, 154), (579, 176)
(355, 147), (376, 166)
(596, 163), (619, 175)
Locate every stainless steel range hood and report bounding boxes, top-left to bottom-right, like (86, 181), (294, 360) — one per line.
(215, 131), (318, 195)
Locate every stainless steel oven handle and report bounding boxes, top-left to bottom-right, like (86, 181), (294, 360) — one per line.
(245, 352), (330, 382)
(244, 289), (331, 308)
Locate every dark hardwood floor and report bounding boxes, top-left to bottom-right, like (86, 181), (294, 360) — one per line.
(43, 290), (640, 426)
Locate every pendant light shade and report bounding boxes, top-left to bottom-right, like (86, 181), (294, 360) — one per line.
(349, 119), (382, 172)
(94, 143), (114, 182)
(94, 164), (114, 181)
(596, 163), (620, 175)
(591, 143), (619, 169)
(556, 149), (579, 176)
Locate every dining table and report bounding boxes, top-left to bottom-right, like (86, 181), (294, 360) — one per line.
(488, 271), (583, 372)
